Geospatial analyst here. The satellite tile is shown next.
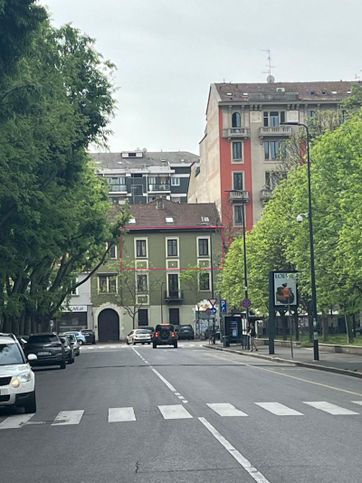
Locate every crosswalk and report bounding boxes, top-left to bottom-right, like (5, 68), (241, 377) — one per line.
(1, 400), (361, 430)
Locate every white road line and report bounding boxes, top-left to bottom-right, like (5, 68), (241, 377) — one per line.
(255, 402), (303, 416)
(108, 407), (136, 422)
(51, 410), (84, 426)
(158, 404), (193, 419)
(199, 417), (270, 483)
(151, 367), (177, 392)
(207, 403), (248, 417)
(352, 401), (362, 406)
(0, 414), (34, 430)
(303, 401), (359, 415)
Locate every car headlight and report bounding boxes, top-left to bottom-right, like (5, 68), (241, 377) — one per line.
(11, 372), (32, 388)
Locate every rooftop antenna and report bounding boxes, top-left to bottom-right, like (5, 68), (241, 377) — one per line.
(262, 49), (275, 83)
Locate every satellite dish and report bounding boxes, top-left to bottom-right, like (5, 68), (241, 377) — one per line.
(267, 74), (275, 83)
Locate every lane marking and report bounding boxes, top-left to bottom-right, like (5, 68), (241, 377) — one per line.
(52, 410), (84, 426)
(303, 401), (359, 415)
(199, 417), (270, 483)
(207, 403), (248, 417)
(255, 402), (303, 416)
(108, 407), (136, 422)
(0, 414), (34, 430)
(352, 400), (362, 406)
(150, 367), (177, 392)
(158, 404), (193, 420)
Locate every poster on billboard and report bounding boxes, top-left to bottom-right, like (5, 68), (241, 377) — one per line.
(273, 271), (298, 307)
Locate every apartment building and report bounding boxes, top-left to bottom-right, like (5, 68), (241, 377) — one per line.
(91, 150), (198, 205)
(90, 199), (223, 341)
(188, 80), (355, 236)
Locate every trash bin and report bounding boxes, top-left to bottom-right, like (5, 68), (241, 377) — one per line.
(223, 336), (230, 348)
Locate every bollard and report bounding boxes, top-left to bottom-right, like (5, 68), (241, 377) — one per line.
(223, 336), (230, 348)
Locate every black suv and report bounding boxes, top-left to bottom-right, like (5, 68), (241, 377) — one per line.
(178, 325), (195, 340)
(24, 333), (66, 369)
(152, 324), (178, 349)
(81, 329), (96, 344)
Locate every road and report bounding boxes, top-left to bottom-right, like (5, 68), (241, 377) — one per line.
(1, 341), (361, 483)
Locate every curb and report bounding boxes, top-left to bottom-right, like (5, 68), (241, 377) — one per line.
(204, 345), (362, 379)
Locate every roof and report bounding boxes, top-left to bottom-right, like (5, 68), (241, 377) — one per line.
(125, 199), (221, 230)
(90, 150), (199, 172)
(214, 80), (357, 103)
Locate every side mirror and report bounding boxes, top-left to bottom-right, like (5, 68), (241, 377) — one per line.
(27, 353), (37, 362)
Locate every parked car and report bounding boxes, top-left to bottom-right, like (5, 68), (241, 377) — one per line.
(63, 331), (86, 345)
(81, 329), (96, 345)
(24, 333), (66, 369)
(61, 333), (80, 356)
(152, 324), (178, 349)
(177, 325), (195, 340)
(59, 335), (75, 364)
(0, 333), (37, 413)
(126, 329), (152, 345)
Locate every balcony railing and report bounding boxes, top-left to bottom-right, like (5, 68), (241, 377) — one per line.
(164, 290), (184, 303)
(260, 188), (273, 203)
(148, 184), (171, 192)
(222, 127), (250, 139)
(109, 184), (127, 192)
(229, 190), (249, 203)
(259, 126), (292, 137)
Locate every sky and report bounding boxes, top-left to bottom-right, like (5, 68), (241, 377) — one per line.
(39, 0), (362, 155)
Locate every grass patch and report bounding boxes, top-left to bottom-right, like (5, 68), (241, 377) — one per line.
(298, 335), (362, 347)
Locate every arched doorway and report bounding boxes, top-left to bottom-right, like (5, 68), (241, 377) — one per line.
(98, 309), (120, 342)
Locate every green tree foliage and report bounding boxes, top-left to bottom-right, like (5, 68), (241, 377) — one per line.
(0, 13), (128, 333)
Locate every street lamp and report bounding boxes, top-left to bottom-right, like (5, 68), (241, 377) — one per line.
(282, 121), (319, 361)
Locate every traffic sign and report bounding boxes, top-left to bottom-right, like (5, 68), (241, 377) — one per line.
(242, 298), (252, 308)
(220, 299), (228, 313)
(210, 307), (217, 315)
(209, 298), (217, 307)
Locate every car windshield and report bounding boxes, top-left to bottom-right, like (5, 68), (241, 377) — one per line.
(28, 335), (58, 344)
(135, 329), (150, 334)
(0, 343), (24, 365)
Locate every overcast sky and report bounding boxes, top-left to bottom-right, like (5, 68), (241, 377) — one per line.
(40, 0), (362, 154)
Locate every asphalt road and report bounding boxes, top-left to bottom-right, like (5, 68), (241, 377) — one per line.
(1, 341), (361, 483)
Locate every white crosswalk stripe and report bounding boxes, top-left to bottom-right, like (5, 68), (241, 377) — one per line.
(352, 401), (362, 406)
(303, 401), (359, 415)
(207, 403), (248, 417)
(108, 407), (136, 422)
(255, 402), (303, 416)
(158, 404), (193, 419)
(51, 410), (84, 426)
(0, 414), (34, 430)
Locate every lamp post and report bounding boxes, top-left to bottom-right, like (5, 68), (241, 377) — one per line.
(282, 121), (319, 360)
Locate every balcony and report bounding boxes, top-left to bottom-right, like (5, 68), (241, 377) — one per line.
(109, 184), (127, 193)
(222, 127), (250, 139)
(260, 188), (273, 203)
(164, 290), (184, 304)
(259, 126), (292, 138)
(229, 190), (249, 203)
(148, 184), (171, 192)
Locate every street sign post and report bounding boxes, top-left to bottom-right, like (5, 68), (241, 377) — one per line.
(242, 298), (251, 309)
(220, 299), (227, 313)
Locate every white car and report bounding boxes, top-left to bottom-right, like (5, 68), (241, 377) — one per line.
(63, 331), (86, 345)
(126, 329), (152, 345)
(0, 333), (37, 413)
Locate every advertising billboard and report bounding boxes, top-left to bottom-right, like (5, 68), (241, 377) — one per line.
(273, 271), (298, 307)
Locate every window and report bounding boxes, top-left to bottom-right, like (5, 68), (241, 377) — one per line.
(98, 275), (117, 293)
(135, 239), (147, 258)
(264, 140), (281, 160)
(198, 238), (209, 257)
(234, 205), (244, 226)
(232, 141), (242, 161)
(263, 111), (285, 127)
(169, 308), (180, 325)
(265, 171), (285, 190)
(107, 242), (117, 259)
(233, 172), (244, 191)
(165, 217), (174, 223)
(231, 112), (241, 128)
(171, 177), (180, 186)
(199, 271), (211, 291)
(167, 239), (178, 257)
(136, 274), (148, 293)
(168, 274), (179, 296)
(107, 176), (126, 192)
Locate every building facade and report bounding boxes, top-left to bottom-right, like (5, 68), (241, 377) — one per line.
(90, 200), (223, 342)
(188, 80), (355, 236)
(91, 150), (198, 205)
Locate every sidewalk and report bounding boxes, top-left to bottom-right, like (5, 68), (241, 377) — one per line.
(205, 341), (362, 378)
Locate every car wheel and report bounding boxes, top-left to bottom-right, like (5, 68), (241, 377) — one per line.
(92, 340), (96, 345)
(152, 343), (157, 349)
(173, 341), (178, 349)
(148, 342), (151, 345)
(23, 391), (36, 414)
(60, 360), (66, 369)
(132, 340), (136, 345)
(126, 339), (130, 345)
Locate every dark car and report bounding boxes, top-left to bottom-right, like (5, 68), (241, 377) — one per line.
(152, 324), (178, 349)
(177, 325), (195, 340)
(59, 335), (75, 364)
(24, 333), (66, 369)
(81, 329), (96, 345)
